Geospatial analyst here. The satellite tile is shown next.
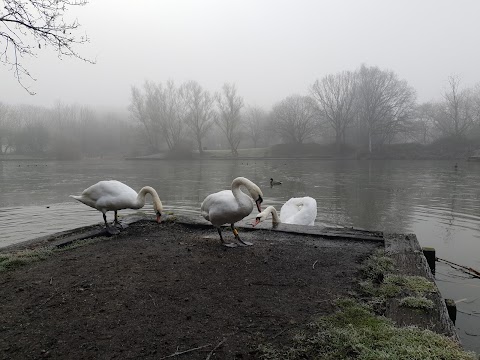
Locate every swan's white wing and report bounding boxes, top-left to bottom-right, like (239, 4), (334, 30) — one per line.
(76, 180), (138, 211)
(201, 190), (253, 227)
(280, 197), (317, 226)
(279, 198), (301, 223)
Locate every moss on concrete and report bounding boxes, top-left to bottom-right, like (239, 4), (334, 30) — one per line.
(400, 296), (435, 310)
(258, 299), (476, 360)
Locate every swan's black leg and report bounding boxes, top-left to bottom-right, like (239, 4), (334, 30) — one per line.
(231, 224), (253, 246)
(104, 212), (119, 235)
(114, 210), (124, 228)
(218, 227), (236, 247)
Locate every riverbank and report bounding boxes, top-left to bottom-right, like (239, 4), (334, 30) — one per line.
(3, 139), (479, 161)
(0, 215), (474, 359)
(124, 141), (480, 161)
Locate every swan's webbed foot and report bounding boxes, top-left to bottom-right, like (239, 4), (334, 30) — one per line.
(222, 242), (238, 248)
(238, 240), (253, 246)
(217, 228), (234, 247)
(231, 224), (253, 246)
(102, 213), (119, 235)
(114, 221), (125, 229)
(113, 211), (124, 228)
(106, 225), (120, 236)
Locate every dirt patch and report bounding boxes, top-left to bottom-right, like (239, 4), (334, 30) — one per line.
(0, 220), (380, 359)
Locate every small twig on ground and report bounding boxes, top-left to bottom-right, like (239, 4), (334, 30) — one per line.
(149, 293), (157, 307)
(205, 338), (226, 360)
(312, 260), (318, 269)
(271, 327), (289, 339)
(159, 344), (211, 359)
(49, 277), (53, 285)
(39, 292), (57, 307)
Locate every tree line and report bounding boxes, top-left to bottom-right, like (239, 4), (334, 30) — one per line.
(2, 64), (480, 159)
(128, 64), (480, 156)
(0, 101), (134, 158)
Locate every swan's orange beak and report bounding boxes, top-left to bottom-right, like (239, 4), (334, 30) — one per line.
(156, 212), (162, 223)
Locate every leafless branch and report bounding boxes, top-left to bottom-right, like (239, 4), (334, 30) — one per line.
(0, 0), (93, 94)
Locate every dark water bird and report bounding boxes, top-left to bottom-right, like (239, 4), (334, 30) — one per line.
(253, 197), (317, 226)
(270, 178), (282, 187)
(454, 163), (458, 170)
(201, 177), (263, 247)
(70, 180), (163, 234)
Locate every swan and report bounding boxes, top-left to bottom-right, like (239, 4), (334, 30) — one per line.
(201, 177), (263, 247)
(253, 197), (317, 226)
(270, 178), (282, 186)
(70, 180), (163, 233)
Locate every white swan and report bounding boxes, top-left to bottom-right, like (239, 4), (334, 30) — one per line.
(201, 177), (263, 247)
(70, 180), (163, 233)
(253, 197), (317, 226)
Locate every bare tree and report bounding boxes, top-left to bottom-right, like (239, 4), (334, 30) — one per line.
(1, 0), (93, 94)
(271, 95), (318, 144)
(161, 80), (187, 150)
(411, 103), (437, 144)
(180, 80), (215, 154)
(355, 64), (416, 152)
(244, 106), (267, 148)
(0, 101), (9, 153)
(129, 84), (160, 152)
(311, 71), (357, 149)
(215, 83), (244, 156)
(129, 81), (187, 152)
(432, 76), (476, 138)
(0, 103), (20, 153)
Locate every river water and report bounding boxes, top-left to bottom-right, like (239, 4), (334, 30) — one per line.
(1, 158), (479, 352)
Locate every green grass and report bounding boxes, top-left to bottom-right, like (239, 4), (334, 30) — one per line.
(385, 275), (436, 294)
(258, 299), (477, 360)
(400, 296), (435, 310)
(0, 248), (52, 271)
(0, 238), (100, 272)
(361, 250), (395, 280)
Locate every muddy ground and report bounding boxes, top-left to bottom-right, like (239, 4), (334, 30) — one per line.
(0, 220), (380, 359)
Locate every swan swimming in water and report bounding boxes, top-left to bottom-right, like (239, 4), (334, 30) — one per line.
(70, 180), (163, 233)
(253, 197), (317, 226)
(201, 177), (263, 247)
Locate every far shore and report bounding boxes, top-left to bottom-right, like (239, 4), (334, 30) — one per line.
(2, 141), (479, 161)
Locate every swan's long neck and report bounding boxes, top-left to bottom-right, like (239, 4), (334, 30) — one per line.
(137, 186), (163, 211)
(231, 178), (250, 201)
(266, 206), (281, 223)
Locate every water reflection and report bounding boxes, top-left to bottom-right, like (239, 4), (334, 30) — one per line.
(1, 159), (480, 352)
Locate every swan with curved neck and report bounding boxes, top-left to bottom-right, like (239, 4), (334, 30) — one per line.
(253, 197), (317, 226)
(70, 180), (163, 233)
(201, 177), (263, 247)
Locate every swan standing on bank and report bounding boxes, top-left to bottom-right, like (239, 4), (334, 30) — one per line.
(70, 180), (163, 233)
(201, 177), (263, 247)
(253, 197), (317, 226)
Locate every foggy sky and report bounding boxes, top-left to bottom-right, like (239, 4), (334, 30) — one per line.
(1, 0), (480, 111)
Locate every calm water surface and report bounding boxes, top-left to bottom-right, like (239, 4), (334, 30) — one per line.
(1, 159), (479, 352)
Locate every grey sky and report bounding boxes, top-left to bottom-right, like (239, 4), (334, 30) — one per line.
(1, 0), (480, 111)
